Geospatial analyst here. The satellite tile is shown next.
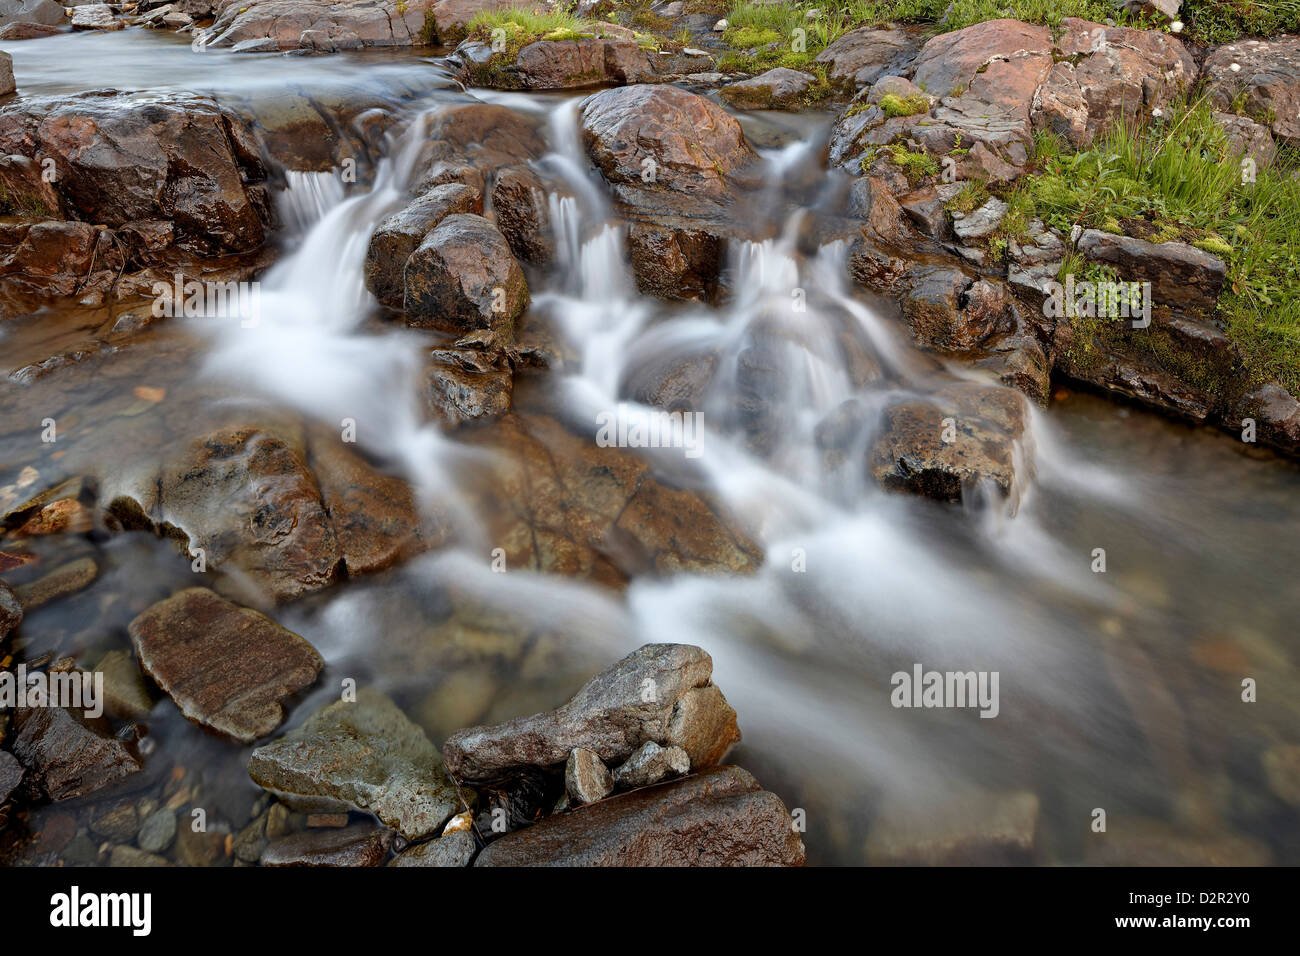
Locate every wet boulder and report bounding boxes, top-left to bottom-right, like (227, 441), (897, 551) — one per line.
(0, 91), (269, 253)
(261, 824), (392, 867)
(403, 213), (529, 336)
(491, 164), (565, 265)
(364, 182), (482, 309)
(580, 84), (755, 201)
(412, 101), (546, 196)
(128, 587), (324, 743)
(0, 751), (22, 804)
(247, 688), (461, 841)
(720, 68), (817, 110)
(443, 642), (740, 781)
(869, 382), (1028, 504)
(425, 345), (514, 427)
(2, 222), (98, 298)
(476, 766), (805, 866)
(0, 20), (60, 40)
(457, 35), (657, 90)
(900, 266), (1005, 353)
(388, 828), (476, 866)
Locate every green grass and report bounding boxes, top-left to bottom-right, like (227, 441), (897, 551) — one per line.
(1007, 104), (1300, 394)
(941, 0), (1153, 32)
(1181, 0), (1300, 44)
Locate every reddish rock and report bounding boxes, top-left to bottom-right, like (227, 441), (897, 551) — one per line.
(128, 587), (324, 743)
(476, 766), (805, 866)
(403, 213), (528, 335)
(11, 706), (141, 802)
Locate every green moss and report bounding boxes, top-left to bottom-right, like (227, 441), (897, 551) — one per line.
(878, 93), (930, 118)
(886, 144), (939, 184)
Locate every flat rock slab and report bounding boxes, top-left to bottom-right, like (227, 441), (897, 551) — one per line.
(247, 688), (459, 841)
(128, 587), (323, 743)
(443, 643), (740, 781)
(476, 766), (805, 866)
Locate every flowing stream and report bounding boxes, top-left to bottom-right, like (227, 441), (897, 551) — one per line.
(2, 29), (1299, 866)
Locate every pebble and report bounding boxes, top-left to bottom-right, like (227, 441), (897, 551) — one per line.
(137, 808), (177, 854)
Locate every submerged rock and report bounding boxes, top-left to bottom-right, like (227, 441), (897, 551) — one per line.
(247, 688), (460, 842)
(13, 557), (98, 612)
(261, 823), (391, 867)
(476, 766), (805, 866)
(866, 789), (1040, 865)
(0, 751), (23, 804)
(0, 580), (21, 640)
(443, 643), (740, 782)
(129, 587), (324, 743)
(11, 706), (141, 801)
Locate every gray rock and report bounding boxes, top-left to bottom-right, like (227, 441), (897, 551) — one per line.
(564, 748), (613, 805)
(1213, 111), (1277, 169)
(0, 0), (65, 28)
(443, 643), (740, 782)
(247, 688), (459, 842)
(899, 183), (963, 240)
(0, 51), (12, 96)
(69, 4), (122, 29)
(612, 740), (689, 789)
(814, 27), (918, 88)
(129, 588), (323, 743)
(951, 197), (1008, 242)
(1121, 0), (1180, 22)
(388, 829), (477, 867)
(137, 808), (177, 853)
(476, 766), (805, 866)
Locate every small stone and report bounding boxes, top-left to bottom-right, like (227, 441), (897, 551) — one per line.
(232, 813), (268, 862)
(174, 824), (227, 867)
(612, 740), (690, 789)
(713, 18), (727, 31)
(110, 845), (170, 867)
(388, 829), (477, 867)
(62, 834), (100, 865)
(93, 650), (155, 721)
(137, 808), (177, 854)
(565, 748), (614, 805)
(306, 813), (349, 828)
(89, 803), (139, 842)
(0, 751), (23, 803)
(265, 802), (294, 839)
(14, 557), (98, 611)
(666, 684), (740, 768)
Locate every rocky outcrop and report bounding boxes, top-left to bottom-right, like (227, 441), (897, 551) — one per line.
(1075, 230), (1226, 315)
(128, 588), (324, 743)
(1203, 36), (1300, 147)
(444, 643), (739, 781)
(453, 34), (657, 90)
(248, 688), (461, 841)
(0, 0), (65, 29)
(0, 91), (270, 254)
(720, 68), (816, 110)
(476, 766), (805, 866)
(204, 0), (436, 53)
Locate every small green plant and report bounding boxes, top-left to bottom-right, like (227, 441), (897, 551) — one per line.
(878, 93), (930, 118)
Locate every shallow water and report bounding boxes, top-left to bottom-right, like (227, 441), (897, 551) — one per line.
(1, 29), (1298, 867)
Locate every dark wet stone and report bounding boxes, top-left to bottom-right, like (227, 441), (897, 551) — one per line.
(128, 587), (324, 743)
(476, 766), (804, 866)
(261, 823), (391, 867)
(137, 808), (177, 854)
(109, 845), (170, 867)
(0, 750), (23, 803)
(443, 643), (740, 781)
(364, 183), (482, 309)
(11, 706), (141, 801)
(404, 213), (528, 336)
(248, 688), (459, 842)
(0, 580), (21, 640)
(89, 802), (139, 842)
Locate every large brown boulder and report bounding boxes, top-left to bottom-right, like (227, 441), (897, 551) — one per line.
(475, 766), (805, 866)
(456, 35), (657, 90)
(0, 91), (269, 253)
(403, 213), (529, 336)
(128, 587), (324, 743)
(1075, 229), (1226, 315)
(813, 26), (919, 88)
(580, 84), (755, 200)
